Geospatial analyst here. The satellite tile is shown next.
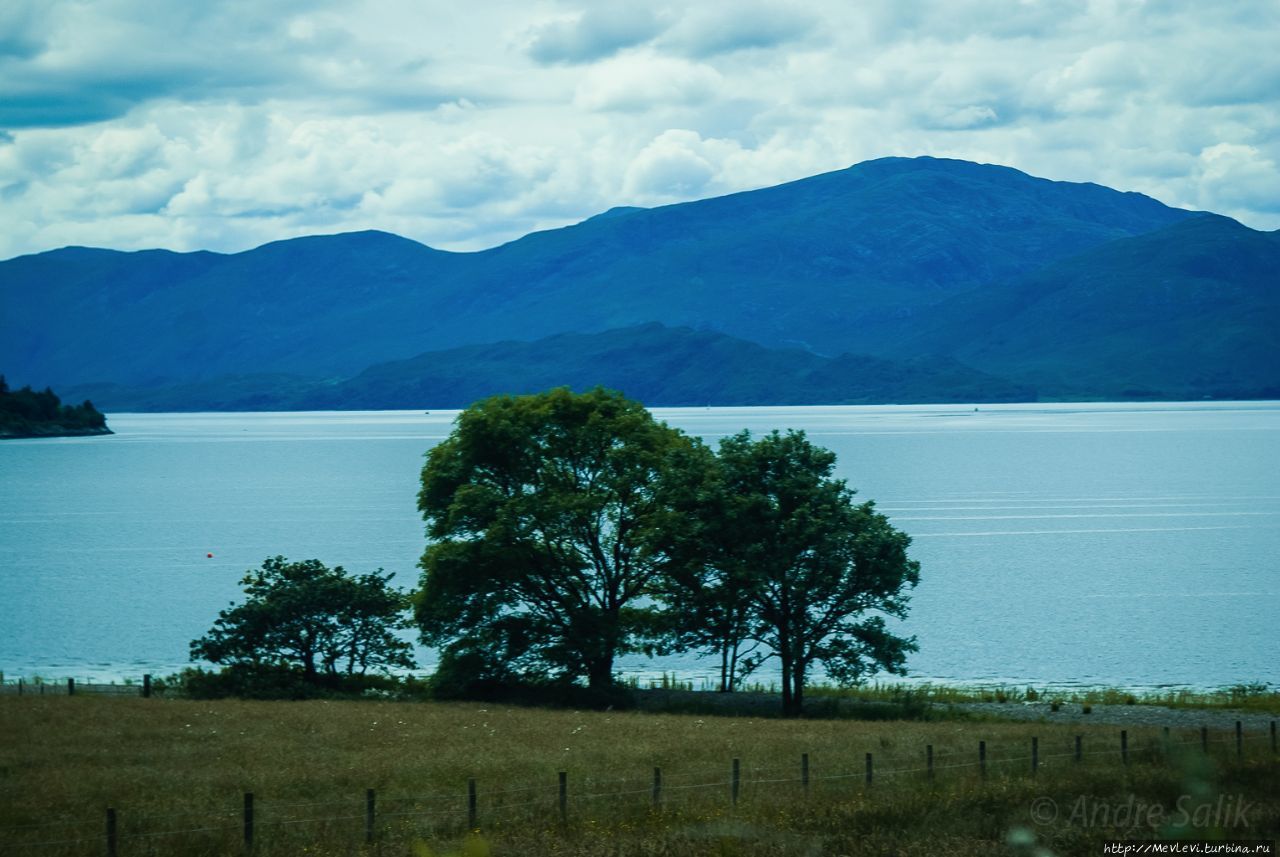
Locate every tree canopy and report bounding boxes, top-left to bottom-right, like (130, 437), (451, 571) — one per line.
(0, 376), (108, 438)
(415, 387), (703, 692)
(190, 556), (415, 683)
(414, 389), (921, 714)
(699, 430), (920, 714)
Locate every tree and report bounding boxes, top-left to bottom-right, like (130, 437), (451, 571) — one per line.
(682, 430), (920, 715)
(656, 448), (762, 693)
(415, 387), (701, 692)
(190, 556), (415, 682)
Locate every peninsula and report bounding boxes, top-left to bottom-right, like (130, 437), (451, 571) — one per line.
(0, 377), (111, 439)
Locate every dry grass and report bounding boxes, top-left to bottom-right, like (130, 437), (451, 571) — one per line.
(1, 696), (1276, 855)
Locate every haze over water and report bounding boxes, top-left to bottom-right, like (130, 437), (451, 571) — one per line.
(2, 402), (1277, 690)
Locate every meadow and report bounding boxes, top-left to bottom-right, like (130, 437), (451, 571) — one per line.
(2, 695), (1276, 856)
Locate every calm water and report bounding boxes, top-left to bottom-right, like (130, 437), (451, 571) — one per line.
(1, 403), (1277, 690)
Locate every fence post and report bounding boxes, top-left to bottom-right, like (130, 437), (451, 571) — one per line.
(731, 758), (740, 807)
(558, 771), (567, 824)
(143, 674), (151, 699)
(467, 779), (477, 829)
(1075, 735), (1082, 763)
(106, 808), (117, 857)
(243, 792), (254, 852)
(365, 788), (375, 844)
(652, 767), (662, 810)
(1031, 737), (1038, 776)
(865, 752), (873, 787)
(979, 741), (986, 779)
(68, 677), (75, 696)
(1162, 726), (1170, 752)
(1121, 730), (1128, 766)
(927, 744), (934, 780)
(1201, 726), (1209, 754)
(1272, 721), (1277, 754)
(1236, 721), (1243, 757)
(16, 678), (21, 696)
(801, 753), (809, 793)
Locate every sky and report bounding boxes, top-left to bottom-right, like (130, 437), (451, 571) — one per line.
(1, 0), (1278, 261)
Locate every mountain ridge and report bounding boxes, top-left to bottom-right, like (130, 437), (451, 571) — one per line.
(3, 155), (1274, 406)
(63, 323), (1036, 411)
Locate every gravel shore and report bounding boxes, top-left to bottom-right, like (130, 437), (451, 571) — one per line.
(953, 700), (1277, 733)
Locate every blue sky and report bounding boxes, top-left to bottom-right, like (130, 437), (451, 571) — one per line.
(1, 0), (1278, 260)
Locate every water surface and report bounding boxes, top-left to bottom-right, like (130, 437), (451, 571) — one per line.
(1, 403), (1276, 690)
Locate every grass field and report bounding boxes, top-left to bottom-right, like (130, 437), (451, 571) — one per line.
(1, 696), (1276, 855)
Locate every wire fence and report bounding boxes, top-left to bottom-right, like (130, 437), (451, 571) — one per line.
(0, 677), (153, 697)
(1, 719), (1275, 855)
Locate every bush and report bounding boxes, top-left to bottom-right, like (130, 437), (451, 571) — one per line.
(168, 665), (415, 700)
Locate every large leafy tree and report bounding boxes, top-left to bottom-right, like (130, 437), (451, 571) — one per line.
(190, 556), (415, 682)
(415, 387), (702, 691)
(670, 430), (920, 714)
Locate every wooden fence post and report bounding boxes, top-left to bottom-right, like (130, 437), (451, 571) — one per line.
(731, 758), (740, 807)
(67, 677), (75, 696)
(865, 752), (873, 787)
(1075, 735), (1082, 763)
(927, 744), (934, 780)
(558, 771), (567, 824)
(243, 792), (254, 852)
(106, 808), (117, 857)
(1236, 721), (1243, 757)
(652, 767), (662, 809)
(16, 678), (21, 696)
(1121, 730), (1128, 765)
(1031, 737), (1038, 776)
(979, 741), (986, 778)
(801, 753), (809, 793)
(1271, 721), (1277, 754)
(365, 788), (375, 844)
(467, 779), (477, 829)
(143, 674), (151, 699)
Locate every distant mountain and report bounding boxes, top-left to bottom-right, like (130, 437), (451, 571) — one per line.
(2, 156), (1200, 393)
(66, 324), (1035, 411)
(895, 215), (1280, 399)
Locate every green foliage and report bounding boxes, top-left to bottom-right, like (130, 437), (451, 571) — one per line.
(190, 556), (415, 687)
(415, 387), (702, 691)
(0, 375), (108, 437)
(415, 391), (921, 715)
(662, 430), (920, 714)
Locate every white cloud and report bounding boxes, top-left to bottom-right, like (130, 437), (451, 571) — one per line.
(573, 55), (723, 112)
(1195, 143), (1280, 215)
(2, 0), (1280, 261)
(525, 5), (667, 64)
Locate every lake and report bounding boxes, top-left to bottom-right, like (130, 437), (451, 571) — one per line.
(1, 403), (1277, 690)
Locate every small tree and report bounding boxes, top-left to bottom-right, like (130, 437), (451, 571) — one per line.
(190, 556), (415, 683)
(675, 430), (920, 715)
(415, 387), (701, 692)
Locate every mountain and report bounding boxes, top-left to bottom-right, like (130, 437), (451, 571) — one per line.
(65, 324), (1035, 410)
(1, 156), (1200, 392)
(895, 215), (1280, 399)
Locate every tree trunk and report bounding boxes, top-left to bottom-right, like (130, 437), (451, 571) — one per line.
(779, 653), (794, 715)
(792, 662), (806, 716)
(587, 655), (614, 691)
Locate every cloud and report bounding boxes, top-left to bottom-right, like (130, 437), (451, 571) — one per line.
(660, 3), (817, 57)
(1195, 143), (1280, 215)
(4, 0), (1280, 261)
(525, 5), (666, 64)
(574, 55), (723, 112)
